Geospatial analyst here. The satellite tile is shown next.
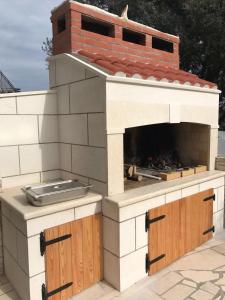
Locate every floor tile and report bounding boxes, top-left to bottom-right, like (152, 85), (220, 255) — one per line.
(180, 270), (219, 283)
(149, 272), (183, 295)
(162, 284), (195, 300)
(191, 289), (214, 300)
(200, 281), (220, 295)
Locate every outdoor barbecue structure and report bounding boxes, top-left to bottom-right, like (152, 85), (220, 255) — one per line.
(0, 1), (224, 300)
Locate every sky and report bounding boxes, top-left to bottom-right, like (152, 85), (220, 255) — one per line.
(0, 0), (63, 91)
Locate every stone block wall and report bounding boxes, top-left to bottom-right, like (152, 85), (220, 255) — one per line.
(0, 91), (59, 190)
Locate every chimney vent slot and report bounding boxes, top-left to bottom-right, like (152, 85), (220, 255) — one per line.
(122, 28), (146, 46)
(81, 15), (115, 37)
(57, 15), (66, 34)
(152, 37), (174, 53)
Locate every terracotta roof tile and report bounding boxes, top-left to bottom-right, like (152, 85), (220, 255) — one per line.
(77, 50), (217, 89)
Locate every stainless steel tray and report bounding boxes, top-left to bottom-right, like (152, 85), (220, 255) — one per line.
(21, 180), (92, 206)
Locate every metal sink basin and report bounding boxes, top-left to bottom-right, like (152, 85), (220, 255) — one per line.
(21, 180), (92, 206)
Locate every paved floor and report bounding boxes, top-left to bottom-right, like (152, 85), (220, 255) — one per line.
(2, 233), (225, 300)
(71, 233), (225, 300)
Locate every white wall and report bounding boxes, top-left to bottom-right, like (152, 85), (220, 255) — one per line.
(49, 55), (108, 195)
(0, 91), (60, 190)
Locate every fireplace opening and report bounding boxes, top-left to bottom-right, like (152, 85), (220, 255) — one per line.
(124, 123), (210, 190)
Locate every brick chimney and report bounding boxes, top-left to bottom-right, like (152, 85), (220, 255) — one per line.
(51, 1), (180, 68)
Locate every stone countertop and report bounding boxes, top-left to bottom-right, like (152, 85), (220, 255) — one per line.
(106, 170), (225, 208)
(0, 187), (102, 221)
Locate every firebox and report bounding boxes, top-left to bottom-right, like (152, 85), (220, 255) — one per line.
(124, 123), (210, 190)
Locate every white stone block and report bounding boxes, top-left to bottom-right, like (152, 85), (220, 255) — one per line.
(200, 177), (225, 191)
(2, 203), (27, 235)
(28, 235), (45, 277)
(70, 77), (105, 113)
(119, 218), (136, 257)
(0, 115), (38, 146)
(119, 195), (166, 221)
(107, 134), (124, 196)
(59, 114), (88, 145)
(2, 216), (17, 260)
(55, 58), (85, 85)
(57, 85), (70, 114)
(213, 210), (224, 233)
(89, 179), (108, 195)
(75, 202), (102, 220)
(0, 97), (16, 114)
(182, 185), (199, 198)
(38, 115), (58, 143)
(29, 272), (45, 300)
(41, 170), (61, 182)
(60, 170), (89, 184)
(19, 143), (59, 174)
(26, 209), (74, 237)
(17, 230), (29, 274)
(1, 173), (40, 189)
(170, 104), (180, 123)
(104, 250), (120, 290)
(136, 214), (148, 249)
(214, 188), (218, 213)
(120, 246), (148, 291)
(88, 113), (106, 147)
(0, 146), (19, 177)
(103, 217), (135, 257)
(17, 93), (57, 114)
(49, 60), (56, 88)
(217, 186), (225, 211)
(60, 143), (72, 172)
(72, 145), (107, 182)
(166, 190), (182, 204)
(4, 248), (30, 300)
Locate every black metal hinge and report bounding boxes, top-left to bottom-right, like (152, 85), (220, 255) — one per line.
(204, 194), (215, 202)
(146, 253), (166, 273)
(145, 212), (166, 232)
(203, 226), (215, 235)
(42, 282), (73, 300)
(40, 232), (72, 256)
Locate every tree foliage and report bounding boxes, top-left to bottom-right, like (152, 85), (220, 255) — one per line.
(44, 0), (225, 127)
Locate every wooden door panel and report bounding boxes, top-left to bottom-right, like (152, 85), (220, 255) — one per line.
(148, 189), (214, 276)
(82, 216), (94, 289)
(148, 205), (167, 274)
(45, 227), (61, 300)
(45, 213), (103, 300)
(58, 223), (73, 300)
(71, 219), (84, 295)
(92, 213), (103, 282)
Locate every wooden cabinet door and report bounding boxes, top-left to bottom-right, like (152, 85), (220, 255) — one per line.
(148, 199), (185, 275)
(185, 189), (214, 252)
(148, 189), (214, 276)
(44, 213), (103, 300)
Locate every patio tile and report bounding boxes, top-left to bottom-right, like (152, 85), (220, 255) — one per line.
(182, 279), (197, 288)
(162, 284), (195, 300)
(213, 244), (225, 255)
(191, 289), (214, 300)
(180, 270), (219, 283)
(170, 249), (225, 271)
(200, 282), (220, 295)
(215, 275), (225, 286)
(149, 271), (183, 295)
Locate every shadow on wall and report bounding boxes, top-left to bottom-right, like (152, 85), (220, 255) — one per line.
(218, 131), (225, 156)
